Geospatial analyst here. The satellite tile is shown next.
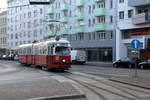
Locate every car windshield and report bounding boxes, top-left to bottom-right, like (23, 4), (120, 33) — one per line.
(55, 47), (70, 55)
(146, 60), (150, 62)
(120, 57), (131, 61)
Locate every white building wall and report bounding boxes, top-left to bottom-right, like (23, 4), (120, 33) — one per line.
(116, 0), (150, 60)
(7, 0), (48, 50)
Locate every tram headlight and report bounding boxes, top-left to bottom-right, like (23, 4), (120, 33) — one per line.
(62, 59), (66, 62)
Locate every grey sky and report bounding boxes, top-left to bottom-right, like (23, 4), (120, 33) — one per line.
(0, 0), (7, 8)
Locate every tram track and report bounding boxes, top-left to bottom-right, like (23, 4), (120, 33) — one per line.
(53, 71), (150, 100)
(59, 73), (136, 100)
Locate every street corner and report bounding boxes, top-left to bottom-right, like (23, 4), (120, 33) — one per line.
(0, 81), (86, 100)
(109, 76), (150, 90)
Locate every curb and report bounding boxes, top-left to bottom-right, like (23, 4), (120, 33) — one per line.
(28, 94), (86, 100)
(109, 78), (150, 90)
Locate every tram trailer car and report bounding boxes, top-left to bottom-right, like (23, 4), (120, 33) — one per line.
(19, 38), (71, 70)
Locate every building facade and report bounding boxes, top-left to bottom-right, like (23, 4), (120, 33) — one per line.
(47, 0), (117, 62)
(116, 0), (150, 60)
(0, 11), (7, 55)
(7, 0), (48, 51)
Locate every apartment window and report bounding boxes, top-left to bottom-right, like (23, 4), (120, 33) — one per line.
(28, 12), (31, 18)
(110, 31), (113, 39)
(98, 2), (105, 8)
(93, 19), (95, 24)
(88, 19), (91, 27)
(92, 5), (95, 13)
(98, 17), (105, 23)
(28, 31), (31, 38)
(40, 8), (43, 14)
(88, 33), (92, 40)
(33, 30), (37, 37)
(119, 11), (124, 19)
(119, 0), (124, 3)
(128, 9), (133, 18)
(137, 9), (142, 14)
(78, 33), (84, 41)
(34, 10), (38, 17)
(97, 32), (106, 40)
(110, 16), (113, 23)
(92, 32), (96, 40)
(88, 5), (91, 14)
(110, 0), (113, 8)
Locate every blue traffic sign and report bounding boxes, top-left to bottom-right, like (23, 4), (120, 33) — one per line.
(131, 40), (140, 49)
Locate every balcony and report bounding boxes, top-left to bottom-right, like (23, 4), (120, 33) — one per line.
(132, 13), (150, 25)
(94, 0), (104, 2)
(60, 28), (68, 35)
(47, 18), (53, 25)
(76, 0), (84, 7)
(93, 23), (106, 31)
(76, 25), (84, 33)
(94, 8), (106, 16)
(47, 7), (54, 14)
(47, 30), (54, 36)
(49, 0), (55, 3)
(60, 3), (68, 11)
(60, 16), (68, 23)
(128, 0), (150, 7)
(76, 12), (84, 20)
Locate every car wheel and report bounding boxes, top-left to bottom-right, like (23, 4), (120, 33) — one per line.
(113, 64), (118, 68)
(129, 64), (132, 68)
(140, 65), (144, 69)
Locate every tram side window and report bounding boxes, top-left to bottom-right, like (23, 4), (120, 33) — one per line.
(48, 46), (53, 54)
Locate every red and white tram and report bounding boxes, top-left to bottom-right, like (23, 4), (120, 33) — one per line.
(19, 38), (71, 70)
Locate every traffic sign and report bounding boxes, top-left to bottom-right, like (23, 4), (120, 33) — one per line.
(131, 40), (140, 49)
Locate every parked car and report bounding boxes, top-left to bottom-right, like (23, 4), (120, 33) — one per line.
(1, 55), (7, 60)
(113, 57), (140, 68)
(71, 50), (86, 64)
(139, 59), (150, 69)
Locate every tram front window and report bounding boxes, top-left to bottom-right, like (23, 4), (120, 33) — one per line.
(55, 47), (70, 55)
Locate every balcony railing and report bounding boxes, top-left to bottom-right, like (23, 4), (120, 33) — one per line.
(47, 30), (54, 36)
(132, 13), (150, 25)
(76, 25), (84, 33)
(60, 28), (68, 35)
(47, 7), (54, 14)
(128, 0), (150, 7)
(94, 8), (106, 16)
(60, 3), (68, 11)
(93, 23), (106, 31)
(94, 0), (104, 2)
(60, 16), (68, 23)
(76, 12), (84, 20)
(76, 0), (84, 7)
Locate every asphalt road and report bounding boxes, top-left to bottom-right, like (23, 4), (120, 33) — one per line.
(70, 63), (150, 78)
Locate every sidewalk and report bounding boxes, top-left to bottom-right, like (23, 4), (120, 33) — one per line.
(86, 61), (113, 67)
(110, 76), (150, 89)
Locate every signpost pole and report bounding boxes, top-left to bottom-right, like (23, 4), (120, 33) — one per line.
(131, 40), (140, 77)
(134, 50), (138, 77)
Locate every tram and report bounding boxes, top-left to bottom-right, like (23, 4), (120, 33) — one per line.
(18, 38), (71, 70)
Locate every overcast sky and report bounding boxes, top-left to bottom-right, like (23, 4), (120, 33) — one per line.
(0, 0), (7, 9)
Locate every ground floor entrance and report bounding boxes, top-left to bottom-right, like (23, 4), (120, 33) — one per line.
(85, 48), (113, 62)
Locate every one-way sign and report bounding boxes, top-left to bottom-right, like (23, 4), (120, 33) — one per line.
(131, 40), (140, 49)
